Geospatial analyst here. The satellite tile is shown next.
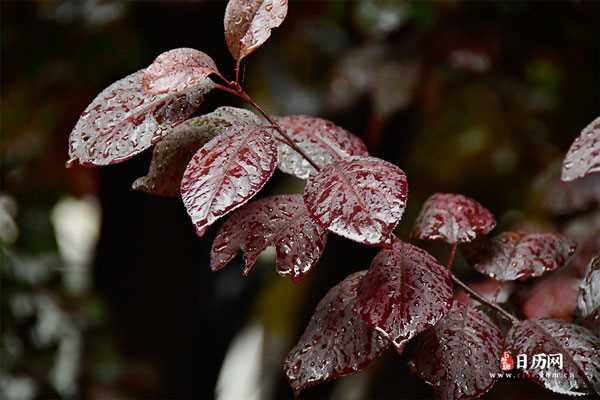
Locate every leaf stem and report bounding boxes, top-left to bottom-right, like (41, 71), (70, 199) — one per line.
(235, 59), (241, 85)
(214, 83), (321, 171)
(450, 274), (519, 324)
(218, 77), (518, 326)
(447, 243), (457, 269)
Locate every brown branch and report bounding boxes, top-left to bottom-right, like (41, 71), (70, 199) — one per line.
(217, 77), (518, 325)
(451, 274), (519, 324)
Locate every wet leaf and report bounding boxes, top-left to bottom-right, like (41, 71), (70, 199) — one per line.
(283, 271), (389, 394)
(562, 116), (600, 182)
(464, 232), (576, 281)
(276, 115), (369, 179)
(564, 212), (600, 277)
(303, 156), (408, 246)
(181, 124), (278, 237)
(506, 319), (600, 396)
(577, 256), (600, 319)
(413, 193), (496, 244)
(355, 239), (453, 349)
(224, 0), (288, 62)
(544, 172), (600, 215)
(521, 272), (579, 320)
(414, 302), (504, 400)
(142, 48), (220, 95)
(211, 194), (327, 281)
(132, 107), (261, 197)
(68, 70), (213, 166)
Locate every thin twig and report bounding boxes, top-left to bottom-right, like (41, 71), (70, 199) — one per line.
(451, 274), (519, 324)
(235, 59), (241, 86)
(447, 243), (458, 269)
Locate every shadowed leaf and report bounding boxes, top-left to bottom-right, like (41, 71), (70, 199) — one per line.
(181, 124), (278, 237)
(521, 272), (579, 320)
(211, 194), (327, 281)
(132, 107), (261, 197)
(283, 271), (389, 394)
(356, 240), (453, 349)
(303, 156), (408, 246)
(414, 302), (504, 400)
(562, 116), (600, 182)
(224, 0), (288, 62)
(276, 115), (369, 179)
(68, 70), (213, 166)
(507, 319), (600, 396)
(464, 232), (576, 281)
(577, 256), (600, 320)
(413, 193), (496, 244)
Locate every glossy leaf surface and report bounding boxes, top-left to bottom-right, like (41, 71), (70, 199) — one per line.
(142, 48), (220, 95)
(211, 194), (327, 281)
(577, 256), (600, 319)
(522, 272), (579, 320)
(562, 116), (600, 182)
(132, 107), (261, 197)
(464, 232), (576, 281)
(181, 125), (278, 237)
(507, 319), (600, 396)
(355, 240), (453, 348)
(68, 70), (212, 166)
(303, 156), (408, 246)
(276, 115), (369, 179)
(413, 193), (496, 244)
(224, 0), (288, 62)
(284, 271), (388, 394)
(414, 303), (504, 400)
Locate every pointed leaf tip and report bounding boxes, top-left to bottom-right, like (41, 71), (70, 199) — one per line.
(68, 70), (213, 166)
(181, 124), (278, 238)
(211, 194), (327, 281)
(224, 0), (288, 62)
(356, 240), (453, 349)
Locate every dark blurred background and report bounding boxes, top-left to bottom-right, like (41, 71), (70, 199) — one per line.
(2, 1), (600, 399)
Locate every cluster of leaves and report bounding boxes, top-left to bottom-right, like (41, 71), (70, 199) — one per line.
(66, 0), (600, 398)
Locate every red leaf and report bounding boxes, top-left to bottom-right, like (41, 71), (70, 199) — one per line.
(564, 212), (600, 277)
(506, 319), (600, 396)
(224, 0), (288, 62)
(577, 256), (600, 320)
(355, 240), (453, 349)
(211, 194), (327, 281)
(68, 70), (212, 166)
(142, 48), (220, 95)
(521, 272), (579, 320)
(181, 125), (278, 237)
(562, 116), (600, 182)
(276, 115), (369, 179)
(414, 303), (504, 400)
(464, 232), (576, 281)
(303, 156), (408, 246)
(413, 193), (496, 244)
(132, 107), (261, 197)
(544, 172), (600, 215)
(283, 271), (388, 394)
